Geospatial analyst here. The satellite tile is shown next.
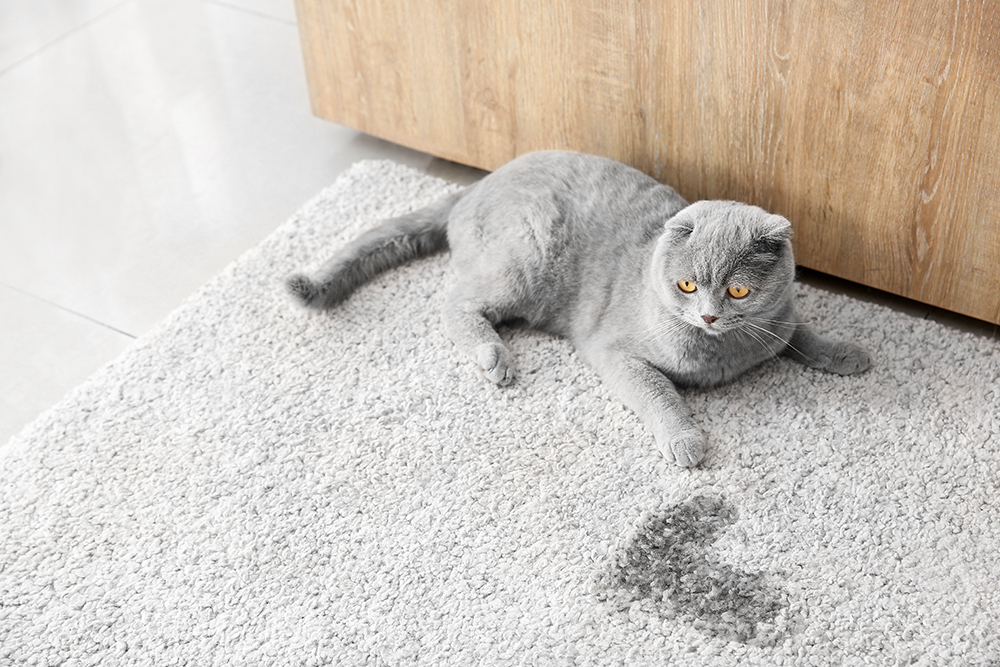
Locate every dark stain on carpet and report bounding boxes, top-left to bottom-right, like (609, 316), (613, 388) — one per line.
(606, 494), (790, 644)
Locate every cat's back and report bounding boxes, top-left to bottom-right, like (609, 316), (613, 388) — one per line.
(449, 151), (686, 255)
(467, 150), (679, 214)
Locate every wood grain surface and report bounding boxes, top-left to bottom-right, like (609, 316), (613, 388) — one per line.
(294, 0), (1000, 325)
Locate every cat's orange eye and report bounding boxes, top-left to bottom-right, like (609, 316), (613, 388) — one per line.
(677, 280), (697, 293)
(728, 285), (750, 299)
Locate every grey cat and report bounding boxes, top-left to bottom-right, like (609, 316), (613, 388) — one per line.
(288, 151), (871, 467)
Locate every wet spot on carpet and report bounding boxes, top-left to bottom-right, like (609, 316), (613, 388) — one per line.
(605, 494), (790, 645)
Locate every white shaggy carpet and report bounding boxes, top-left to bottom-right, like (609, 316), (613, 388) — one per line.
(3, 161), (999, 666)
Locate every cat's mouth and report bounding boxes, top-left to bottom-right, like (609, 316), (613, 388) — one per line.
(697, 320), (728, 336)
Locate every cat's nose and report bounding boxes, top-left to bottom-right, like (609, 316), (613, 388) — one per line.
(701, 314), (718, 324)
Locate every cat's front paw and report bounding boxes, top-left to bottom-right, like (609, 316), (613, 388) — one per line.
(660, 429), (706, 468)
(476, 343), (516, 386)
(823, 342), (871, 376)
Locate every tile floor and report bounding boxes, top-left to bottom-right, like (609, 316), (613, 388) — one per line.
(0, 0), (485, 444)
(1, 0), (996, 446)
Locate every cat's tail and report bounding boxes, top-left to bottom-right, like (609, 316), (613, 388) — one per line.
(286, 189), (466, 309)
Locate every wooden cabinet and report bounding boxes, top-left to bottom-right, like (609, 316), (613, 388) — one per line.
(295, 0), (1000, 325)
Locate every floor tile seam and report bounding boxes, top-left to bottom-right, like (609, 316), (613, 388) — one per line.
(0, 282), (137, 341)
(197, 0), (298, 26)
(0, 0), (138, 79)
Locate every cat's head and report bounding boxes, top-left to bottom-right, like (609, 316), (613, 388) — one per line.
(651, 201), (796, 335)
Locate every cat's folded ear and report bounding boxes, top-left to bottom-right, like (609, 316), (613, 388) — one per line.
(756, 214), (793, 255)
(765, 214), (792, 236)
(664, 214), (695, 243)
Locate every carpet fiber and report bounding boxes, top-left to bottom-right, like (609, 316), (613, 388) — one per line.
(3, 161), (999, 665)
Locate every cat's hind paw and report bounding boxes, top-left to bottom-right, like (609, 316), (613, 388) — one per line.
(822, 342), (871, 376)
(476, 343), (516, 386)
(662, 429), (706, 468)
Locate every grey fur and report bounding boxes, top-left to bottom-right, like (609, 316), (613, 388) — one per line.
(287, 192), (461, 309)
(288, 151), (871, 466)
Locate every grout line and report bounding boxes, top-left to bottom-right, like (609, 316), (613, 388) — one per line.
(0, 283), (137, 340)
(0, 0), (137, 79)
(198, 0), (297, 26)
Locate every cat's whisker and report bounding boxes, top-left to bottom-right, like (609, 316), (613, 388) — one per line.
(628, 325), (684, 347)
(738, 325), (783, 364)
(742, 320), (820, 365)
(743, 319), (790, 340)
(738, 331), (773, 366)
(742, 320), (791, 350)
(746, 323), (797, 365)
(733, 328), (762, 359)
(749, 316), (801, 327)
(626, 316), (690, 345)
